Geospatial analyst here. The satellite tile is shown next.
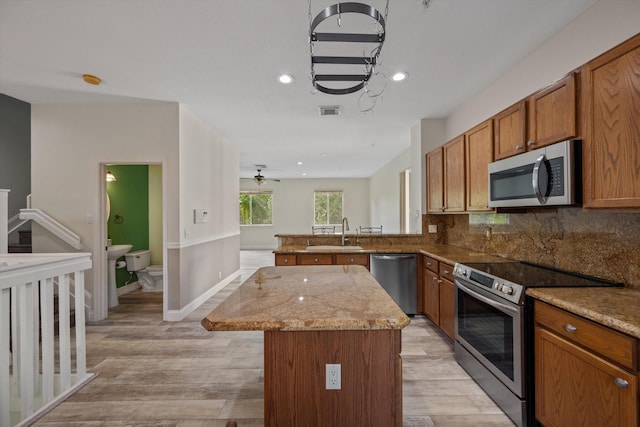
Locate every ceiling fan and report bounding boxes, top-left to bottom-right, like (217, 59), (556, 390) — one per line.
(242, 165), (281, 185)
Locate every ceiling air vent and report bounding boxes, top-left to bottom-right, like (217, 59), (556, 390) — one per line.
(318, 105), (342, 116)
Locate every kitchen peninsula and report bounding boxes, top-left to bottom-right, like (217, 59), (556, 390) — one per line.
(201, 265), (410, 427)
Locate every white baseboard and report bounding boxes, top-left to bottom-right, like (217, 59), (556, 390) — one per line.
(164, 270), (240, 321)
(117, 281), (140, 296)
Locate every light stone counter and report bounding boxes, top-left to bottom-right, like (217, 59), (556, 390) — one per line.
(526, 287), (640, 339)
(201, 265), (410, 332)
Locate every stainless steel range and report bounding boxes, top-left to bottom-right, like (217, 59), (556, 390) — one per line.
(453, 261), (622, 427)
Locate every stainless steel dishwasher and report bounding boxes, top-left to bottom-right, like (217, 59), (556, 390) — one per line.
(369, 254), (417, 314)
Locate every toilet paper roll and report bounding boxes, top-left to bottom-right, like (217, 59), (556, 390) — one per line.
(116, 260), (127, 269)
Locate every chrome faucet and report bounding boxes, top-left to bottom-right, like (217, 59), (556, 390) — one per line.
(342, 217), (349, 246)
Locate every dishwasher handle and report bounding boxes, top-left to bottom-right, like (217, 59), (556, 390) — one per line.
(372, 255), (415, 260)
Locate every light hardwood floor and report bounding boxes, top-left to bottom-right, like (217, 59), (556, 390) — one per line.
(34, 251), (514, 426)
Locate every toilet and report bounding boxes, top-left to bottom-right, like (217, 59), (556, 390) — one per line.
(124, 250), (163, 291)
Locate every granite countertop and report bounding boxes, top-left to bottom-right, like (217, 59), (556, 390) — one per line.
(201, 265), (411, 332)
(527, 287), (640, 339)
(274, 243), (511, 265)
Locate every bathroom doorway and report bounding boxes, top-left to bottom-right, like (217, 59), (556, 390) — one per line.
(105, 163), (164, 315)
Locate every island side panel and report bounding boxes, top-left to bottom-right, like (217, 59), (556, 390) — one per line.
(264, 329), (402, 427)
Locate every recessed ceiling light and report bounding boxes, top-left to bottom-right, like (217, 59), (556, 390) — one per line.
(392, 72), (408, 82)
(297, 161), (303, 165)
(279, 74), (294, 84)
(302, 172), (307, 176)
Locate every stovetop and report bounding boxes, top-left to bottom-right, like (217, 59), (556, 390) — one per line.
(454, 261), (623, 305)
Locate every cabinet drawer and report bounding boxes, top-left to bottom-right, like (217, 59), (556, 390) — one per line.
(275, 254), (296, 266)
(335, 254), (369, 268)
(439, 262), (455, 282)
(424, 255), (438, 273)
(534, 301), (637, 370)
(298, 254), (333, 265)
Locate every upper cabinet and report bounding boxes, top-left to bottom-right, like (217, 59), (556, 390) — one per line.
(443, 136), (466, 212)
(494, 101), (527, 160)
(465, 119), (494, 211)
(528, 72), (578, 150)
(426, 148), (444, 213)
(426, 136), (466, 213)
(493, 73), (578, 161)
(582, 33), (640, 209)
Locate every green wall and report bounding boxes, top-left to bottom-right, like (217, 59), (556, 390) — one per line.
(107, 165), (149, 287)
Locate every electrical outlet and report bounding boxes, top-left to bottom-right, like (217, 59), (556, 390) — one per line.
(428, 224), (437, 234)
(326, 364), (341, 390)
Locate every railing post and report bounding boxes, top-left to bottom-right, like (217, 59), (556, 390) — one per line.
(0, 189), (9, 254)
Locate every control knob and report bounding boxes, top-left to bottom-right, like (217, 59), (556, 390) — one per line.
(502, 285), (514, 295)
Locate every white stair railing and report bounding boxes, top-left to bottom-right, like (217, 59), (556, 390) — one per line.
(18, 209), (83, 250)
(0, 252), (93, 427)
(7, 214), (29, 237)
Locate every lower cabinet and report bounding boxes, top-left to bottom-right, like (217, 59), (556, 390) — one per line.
(422, 255), (455, 341)
(534, 301), (638, 427)
(275, 253), (369, 270)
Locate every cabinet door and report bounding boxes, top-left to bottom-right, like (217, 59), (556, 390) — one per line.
(335, 254), (370, 270)
(439, 277), (455, 341)
(443, 136), (465, 212)
(493, 100), (526, 161)
(535, 326), (638, 427)
(465, 119), (494, 211)
(528, 72), (577, 150)
(426, 149), (444, 213)
(275, 254), (297, 266)
(582, 34), (640, 208)
(423, 268), (440, 325)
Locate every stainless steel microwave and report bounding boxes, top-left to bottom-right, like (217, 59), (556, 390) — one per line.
(488, 140), (581, 208)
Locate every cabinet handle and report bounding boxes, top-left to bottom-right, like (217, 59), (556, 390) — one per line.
(516, 144), (523, 151)
(527, 140), (535, 147)
(284, 259), (288, 263)
(615, 377), (629, 389)
(350, 258), (354, 263)
(444, 270), (450, 274)
(427, 262), (432, 266)
(314, 258), (319, 263)
(564, 324), (577, 333)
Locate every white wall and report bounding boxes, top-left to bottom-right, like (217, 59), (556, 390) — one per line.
(240, 178), (370, 249)
(172, 105), (239, 312)
(369, 149), (411, 234)
(31, 102), (180, 320)
(446, 0), (640, 140)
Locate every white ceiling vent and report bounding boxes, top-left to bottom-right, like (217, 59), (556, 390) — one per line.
(318, 105), (342, 116)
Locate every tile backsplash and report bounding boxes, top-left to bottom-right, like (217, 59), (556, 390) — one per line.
(425, 208), (640, 289)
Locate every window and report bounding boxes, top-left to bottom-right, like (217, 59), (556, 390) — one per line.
(314, 191), (343, 225)
(239, 192), (272, 225)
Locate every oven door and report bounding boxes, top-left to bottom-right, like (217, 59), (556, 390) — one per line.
(455, 278), (524, 397)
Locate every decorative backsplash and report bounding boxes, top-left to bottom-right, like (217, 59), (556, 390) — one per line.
(425, 208), (640, 289)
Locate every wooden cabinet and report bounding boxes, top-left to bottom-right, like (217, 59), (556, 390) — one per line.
(298, 254), (334, 265)
(426, 137), (466, 213)
(335, 254), (369, 269)
(465, 119), (494, 211)
(423, 256), (440, 325)
(494, 100), (527, 161)
(534, 301), (638, 427)
(422, 255), (455, 341)
(492, 73), (577, 161)
(438, 262), (455, 341)
(443, 136), (466, 212)
(426, 149), (444, 213)
(582, 33), (640, 208)
(275, 254), (297, 266)
(276, 252), (370, 270)
(528, 72), (577, 150)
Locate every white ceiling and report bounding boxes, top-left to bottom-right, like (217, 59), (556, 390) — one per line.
(0, 0), (598, 180)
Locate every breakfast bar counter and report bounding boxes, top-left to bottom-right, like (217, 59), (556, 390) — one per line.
(202, 265), (410, 426)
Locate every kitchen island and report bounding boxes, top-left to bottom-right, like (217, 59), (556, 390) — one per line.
(201, 265), (410, 427)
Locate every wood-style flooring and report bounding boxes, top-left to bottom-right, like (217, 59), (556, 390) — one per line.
(33, 251), (514, 426)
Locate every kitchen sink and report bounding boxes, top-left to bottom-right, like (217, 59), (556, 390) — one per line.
(305, 245), (363, 251)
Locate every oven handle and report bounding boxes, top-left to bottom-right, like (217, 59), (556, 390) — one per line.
(456, 281), (520, 316)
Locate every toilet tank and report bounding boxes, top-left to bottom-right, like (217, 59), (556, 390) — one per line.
(124, 250), (151, 272)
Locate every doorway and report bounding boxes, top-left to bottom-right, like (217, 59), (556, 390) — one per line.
(101, 163), (164, 318)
